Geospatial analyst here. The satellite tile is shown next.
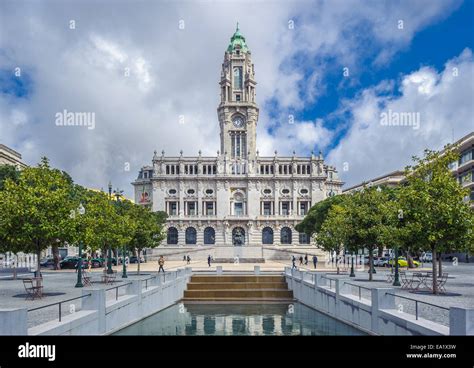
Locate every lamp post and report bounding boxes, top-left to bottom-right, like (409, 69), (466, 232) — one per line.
(106, 181), (113, 274)
(350, 250), (355, 277)
(114, 188), (127, 279)
(393, 209), (403, 287)
(75, 203), (86, 288)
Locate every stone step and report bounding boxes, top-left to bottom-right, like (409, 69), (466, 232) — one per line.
(187, 282), (288, 290)
(190, 275), (285, 283)
(183, 289), (293, 299)
(182, 297), (294, 302)
(212, 258), (265, 263)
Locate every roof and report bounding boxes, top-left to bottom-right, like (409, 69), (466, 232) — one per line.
(227, 23), (249, 53)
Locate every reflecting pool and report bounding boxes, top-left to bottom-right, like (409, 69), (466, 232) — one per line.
(114, 302), (366, 335)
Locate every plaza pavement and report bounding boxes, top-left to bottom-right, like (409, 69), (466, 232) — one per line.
(0, 260), (472, 329)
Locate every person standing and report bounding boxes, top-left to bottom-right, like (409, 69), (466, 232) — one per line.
(299, 255), (303, 266)
(304, 254), (308, 266)
(158, 255), (165, 273)
(183, 255), (186, 262)
(313, 255), (318, 269)
(186, 255), (191, 264)
(207, 255), (212, 267)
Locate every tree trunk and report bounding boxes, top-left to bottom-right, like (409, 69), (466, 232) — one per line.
(137, 249), (141, 275)
(369, 250), (373, 281)
(438, 252), (443, 278)
(36, 239), (41, 278)
(13, 253), (17, 280)
(432, 246), (438, 295)
(52, 244), (60, 270)
(407, 251), (415, 268)
(336, 249), (340, 275)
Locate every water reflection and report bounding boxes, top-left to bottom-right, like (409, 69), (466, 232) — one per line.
(115, 302), (365, 336)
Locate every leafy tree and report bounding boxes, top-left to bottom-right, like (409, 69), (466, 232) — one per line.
(0, 164), (20, 190)
(345, 187), (388, 281)
(295, 195), (345, 236)
(0, 157), (77, 275)
(316, 203), (351, 274)
(128, 206), (167, 274)
(399, 147), (474, 293)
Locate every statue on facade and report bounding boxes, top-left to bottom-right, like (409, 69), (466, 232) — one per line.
(233, 228), (244, 246)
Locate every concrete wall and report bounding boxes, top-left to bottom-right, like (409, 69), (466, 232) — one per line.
(0, 268), (192, 336)
(285, 268), (473, 336)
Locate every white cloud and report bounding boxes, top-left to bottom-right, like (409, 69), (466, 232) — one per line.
(327, 48), (474, 188)
(0, 0), (464, 197)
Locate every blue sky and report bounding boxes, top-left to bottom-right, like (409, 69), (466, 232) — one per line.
(0, 0), (473, 196)
(267, 0), (474, 154)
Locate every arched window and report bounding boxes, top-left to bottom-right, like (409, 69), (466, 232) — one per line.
(185, 227), (197, 245)
(280, 227), (292, 245)
(262, 227), (274, 245)
(299, 232), (310, 245)
(167, 227), (178, 245)
(204, 227), (215, 245)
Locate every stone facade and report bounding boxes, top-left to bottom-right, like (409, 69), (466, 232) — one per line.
(133, 26), (343, 259)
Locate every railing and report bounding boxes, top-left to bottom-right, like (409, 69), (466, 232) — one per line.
(28, 294), (91, 322)
(106, 282), (132, 301)
(143, 275), (157, 290)
(386, 292), (450, 326)
(343, 281), (371, 301)
(320, 275), (336, 290)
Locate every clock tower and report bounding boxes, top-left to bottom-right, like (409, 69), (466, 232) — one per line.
(218, 24), (259, 173)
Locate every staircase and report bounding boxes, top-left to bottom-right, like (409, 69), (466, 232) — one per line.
(183, 275), (294, 302)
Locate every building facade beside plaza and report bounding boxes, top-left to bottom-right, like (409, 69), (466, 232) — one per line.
(343, 132), (474, 209)
(133, 26), (343, 260)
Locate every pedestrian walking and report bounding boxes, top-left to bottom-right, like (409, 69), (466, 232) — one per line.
(313, 255), (318, 269)
(183, 255), (186, 262)
(299, 255), (303, 265)
(207, 255), (212, 267)
(158, 255), (165, 273)
(186, 255), (191, 264)
(292, 255), (297, 270)
(304, 254), (308, 265)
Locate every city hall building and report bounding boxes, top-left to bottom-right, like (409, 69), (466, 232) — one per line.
(133, 26), (343, 260)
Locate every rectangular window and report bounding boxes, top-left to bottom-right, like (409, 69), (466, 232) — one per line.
(300, 202), (308, 216)
(281, 202), (290, 215)
(188, 202), (196, 216)
(234, 202), (243, 216)
(263, 202), (271, 215)
(236, 94), (241, 101)
(169, 202), (177, 216)
(206, 202), (214, 216)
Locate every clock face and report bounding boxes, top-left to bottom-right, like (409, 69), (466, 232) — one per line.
(233, 117), (244, 128)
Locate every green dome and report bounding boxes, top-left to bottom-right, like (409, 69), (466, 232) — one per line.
(227, 23), (249, 53)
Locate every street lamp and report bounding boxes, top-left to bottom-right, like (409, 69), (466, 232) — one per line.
(106, 181), (113, 274)
(75, 203), (85, 288)
(114, 188), (127, 279)
(350, 250), (355, 277)
(393, 209), (403, 287)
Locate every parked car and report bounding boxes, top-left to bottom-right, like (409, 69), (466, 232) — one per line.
(421, 252), (433, 263)
(374, 257), (390, 267)
(129, 256), (145, 264)
(96, 257), (117, 266)
(389, 257), (420, 268)
(40, 257), (56, 268)
(60, 256), (86, 269)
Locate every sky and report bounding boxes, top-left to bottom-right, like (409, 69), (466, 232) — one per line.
(0, 0), (473, 198)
